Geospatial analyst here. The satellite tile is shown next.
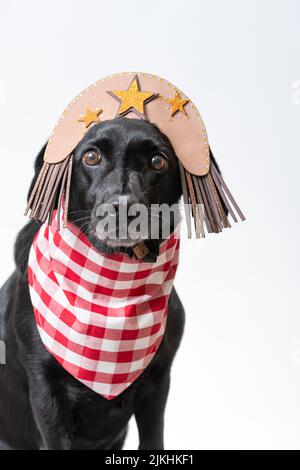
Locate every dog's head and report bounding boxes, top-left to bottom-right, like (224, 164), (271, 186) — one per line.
(40, 117), (182, 254)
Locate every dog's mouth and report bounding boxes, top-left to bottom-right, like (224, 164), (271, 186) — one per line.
(79, 215), (148, 252)
(72, 200), (180, 253)
(93, 223), (149, 249)
(104, 237), (143, 248)
(88, 199), (150, 249)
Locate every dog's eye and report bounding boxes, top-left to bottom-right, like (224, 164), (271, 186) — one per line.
(82, 149), (101, 167)
(150, 154), (167, 171)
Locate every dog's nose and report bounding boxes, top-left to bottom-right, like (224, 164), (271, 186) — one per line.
(108, 195), (142, 216)
(109, 198), (142, 226)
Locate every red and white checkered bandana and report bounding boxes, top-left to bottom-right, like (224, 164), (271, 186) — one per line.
(28, 211), (180, 399)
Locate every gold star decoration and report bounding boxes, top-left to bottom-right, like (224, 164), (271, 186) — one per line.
(108, 75), (158, 118)
(78, 108), (103, 128)
(166, 90), (190, 117)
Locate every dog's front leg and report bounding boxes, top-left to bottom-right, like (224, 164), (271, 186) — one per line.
(134, 373), (170, 450)
(28, 373), (72, 450)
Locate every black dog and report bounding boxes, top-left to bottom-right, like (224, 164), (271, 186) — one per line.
(0, 117), (185, 450)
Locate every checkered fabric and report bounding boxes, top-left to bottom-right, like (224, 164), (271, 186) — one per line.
(28, 210), (180, 399)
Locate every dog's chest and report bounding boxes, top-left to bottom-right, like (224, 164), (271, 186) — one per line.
(58, 376), (135, 449)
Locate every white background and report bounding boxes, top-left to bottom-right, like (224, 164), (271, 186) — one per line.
(0, 0), (300, 450)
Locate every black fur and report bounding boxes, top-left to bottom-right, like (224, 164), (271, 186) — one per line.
(0, 118), (185, 450)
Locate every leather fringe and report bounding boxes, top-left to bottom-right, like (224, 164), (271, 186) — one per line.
(25, 153), (244, 238)
(179, 159), (245, 238)
(24, 155), (73, 228)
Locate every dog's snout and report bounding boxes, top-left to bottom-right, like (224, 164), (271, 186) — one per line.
(106, 201), (118, 216)
(107, 195), (145, 219)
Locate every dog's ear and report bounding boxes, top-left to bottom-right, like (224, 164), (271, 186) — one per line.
(14, 144), (47, 279)
(26, 142), (48, 203)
